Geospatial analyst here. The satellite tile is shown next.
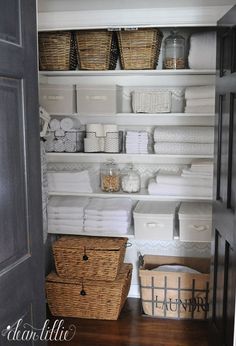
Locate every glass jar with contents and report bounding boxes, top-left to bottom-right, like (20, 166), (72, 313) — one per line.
(121, 164), (141, 193)
(101, 159), (121, 192)
(163, 31), (186, 69)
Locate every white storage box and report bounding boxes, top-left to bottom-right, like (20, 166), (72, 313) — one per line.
(133, 201), (177, 240)
(76, 85), (122, 115)
(178, 202), (212, 242)
(39, 84), (76, 114)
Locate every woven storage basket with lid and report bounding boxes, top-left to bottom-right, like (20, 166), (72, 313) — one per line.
(117, 28), (163, 70)
(75, 30), (118, 70)
(53, 235), (128, 281)
(46, 263), (132, 320)
(38, 31), (77, 71)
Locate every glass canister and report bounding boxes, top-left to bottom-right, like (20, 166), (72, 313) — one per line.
(101, 159), (121, 192)
(121, 164), (141, 193)
(163, 31), (186, 69)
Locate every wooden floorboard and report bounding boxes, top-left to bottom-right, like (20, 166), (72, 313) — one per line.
(47, 298), (209, 346)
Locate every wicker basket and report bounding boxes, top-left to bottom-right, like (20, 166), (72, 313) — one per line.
(75, 30), (118, 70)
(52, 236), (127, 281)
(117, 28), (163, 70)
(46, 263), (132, 320)
(38, 31), (77, 71)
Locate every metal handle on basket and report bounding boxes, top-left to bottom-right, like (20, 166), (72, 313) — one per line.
(80, 280), (86, 296)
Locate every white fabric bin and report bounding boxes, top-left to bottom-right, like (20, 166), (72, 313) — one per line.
(39, 84), (76, 114)
(178, 202), (212, 242)
(76, 85), (122, 115)
(133, 201), (177, 240)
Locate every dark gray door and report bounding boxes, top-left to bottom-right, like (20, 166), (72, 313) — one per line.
(0, 1), (46, 344)
(210, 5), (236, 346)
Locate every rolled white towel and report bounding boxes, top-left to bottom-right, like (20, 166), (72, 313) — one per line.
(55, 129), (65, 138)
(49, 118), (61, 131)
(154, 126), (214, 143)
(186, 98), (215, 107)
(61, 117), (80, 131)
(156, 171), (213, 187)
(188, 31), (216, 69)
(154, 142), (214, 155)
(184, 105), (215, 114)
(185, 85), (215, 100)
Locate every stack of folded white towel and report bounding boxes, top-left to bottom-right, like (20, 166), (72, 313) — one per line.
(153, 126), (214, 155)
(184, 85), (215, 114)
(148, 159), (213, 198)
(188, 31), (216, 70)
(48, 196), (90, 234)
(47, 169), (97, 193)
(125, 131), (152, 154)
(84, 198), (132, 234)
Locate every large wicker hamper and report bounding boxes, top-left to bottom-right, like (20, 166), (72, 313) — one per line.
(46, 263), (132, 320)
(52, 236), (128, 281)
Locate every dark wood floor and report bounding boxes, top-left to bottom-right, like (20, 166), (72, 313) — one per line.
(47, 298), (209, 346)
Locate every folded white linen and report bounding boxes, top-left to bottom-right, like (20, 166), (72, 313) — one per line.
(188, 31), (216, 69)
(156, 172), (213, 187)
(182, 168), (213, 177)
(85, 198), (132, 216)
(48, 182), (94, 193)
(84, 226), (129, 234)
(184, 105), (215, 114)
(185, 85), (215, 100)
(84, 214), (131, 222)
(47, 170), (93, 183)
(186, 98), (215, 107)
(154, 126), (214, 143)
(48, 219), (84, 226)
(48, 213), (84, 220)
(48, 224), (84, 233)
(190, 159), (214, 171)
(154, 142), (214, 155)
(84, 220), (130, 228)
(148, 179), (212, 197)
(48, 196), (90, 213)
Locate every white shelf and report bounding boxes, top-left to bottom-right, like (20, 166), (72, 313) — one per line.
(48, 189), (212, 201)
(39, 69), (216, 77)
(46, 153), (213, 164)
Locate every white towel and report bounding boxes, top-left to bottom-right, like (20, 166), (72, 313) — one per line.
(154, 142), (214, 155)
(84, 214), (131, 222)
(85, 198), (132, 217)
(156, 172), (212, 187)
(185, 85), (215, 100)
(186, 98), (215, 107)
(188, 31), (216, 69)
(84, 220), (130, 229)
(49, 118), (61, 131)
(60, 117), (80, 131)
(48, 213), (84, 220)
(148, 179), (212, 197)
(84, 226), (129, 234)
(184, 105), (215, 114)
(48, 196), (90, 213)
(154, 126), (214, 143)
(182, 168), (213, 177)
(48, 224), (84, 234)
(48, 219), (84, 226)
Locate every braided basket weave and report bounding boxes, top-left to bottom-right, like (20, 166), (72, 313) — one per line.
(117, 28), (163, 70)
(75, 30), (118, 70)
(46, 263), (132, 320)
(38, 31), (77, 71)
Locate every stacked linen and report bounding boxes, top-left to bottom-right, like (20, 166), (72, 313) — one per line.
(153, 126), (214, 155)
(125, 131), (152, 154)
(48, 196), (90, 234)
(47, 169), (97, 193)
(184, 85), (215, 114)
(188, 31), (216, 70)
(148, 159), (213, 198)
(84, 198), (132, 234)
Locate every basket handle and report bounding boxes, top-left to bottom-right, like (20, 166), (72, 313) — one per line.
(80, 279), (86, 296)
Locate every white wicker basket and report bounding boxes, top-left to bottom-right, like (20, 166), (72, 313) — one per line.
(132, 91), (171, 113)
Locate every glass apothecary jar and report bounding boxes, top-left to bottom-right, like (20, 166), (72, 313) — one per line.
(121, 164), (141, 193)
(163, 31), (186, 69)
(101, 159), (121, 192)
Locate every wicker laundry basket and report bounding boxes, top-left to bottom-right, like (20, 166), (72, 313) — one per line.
(117, 28), (163, 70)
(52, 236), (128, 281)
(75, 30), (118, 70)
(46, 263), (132, 320)
(38, 31), (77, 71)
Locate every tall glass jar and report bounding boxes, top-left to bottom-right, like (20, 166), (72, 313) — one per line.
(100, 159), (121, 192)
(163, 31), (186, 69)
(121, 164), (141, 193)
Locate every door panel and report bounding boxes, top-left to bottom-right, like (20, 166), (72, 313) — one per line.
(210, 5), (236, 346)
(0, 1), (46, 345)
